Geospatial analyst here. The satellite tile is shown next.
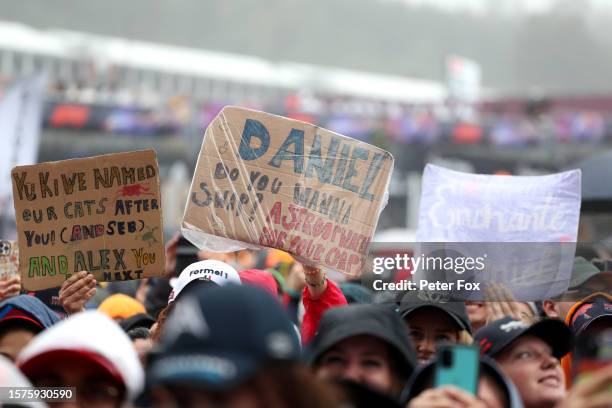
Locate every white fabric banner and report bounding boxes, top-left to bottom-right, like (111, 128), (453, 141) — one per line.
(0, 76), (46, 222)
(416, 164), (582, 242)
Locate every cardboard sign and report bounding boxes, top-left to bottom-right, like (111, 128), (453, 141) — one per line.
(182, 106), (394, 277)
(12, 150), (165, 291)
(0, 240), (19, 280)
(416, 164), (582, 242)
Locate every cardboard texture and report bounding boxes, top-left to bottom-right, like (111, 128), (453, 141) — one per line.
(12, 150), (165, 291)
(0, 240), (19, 280)
(182, 106), (394, 277)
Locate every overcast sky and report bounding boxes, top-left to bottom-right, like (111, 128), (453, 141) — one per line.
(397, 0), (612, 16)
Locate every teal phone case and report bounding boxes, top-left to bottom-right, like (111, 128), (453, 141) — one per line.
(434, 345), (480, 395)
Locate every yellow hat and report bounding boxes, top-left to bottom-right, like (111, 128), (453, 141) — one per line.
(98, 294), (146, 320)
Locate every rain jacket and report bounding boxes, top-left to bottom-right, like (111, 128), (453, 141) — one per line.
(301, 278), (347, 344)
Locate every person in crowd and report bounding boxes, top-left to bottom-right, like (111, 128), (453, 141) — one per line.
(0, 354), (46, 407)
(566, 292), (612, 338)
(561, 292), (611, 388)
(119, 312), (155, 333)
(59, 271), (97, 315)
(542, 257), (610, 320)
(147, 284), (340, 408)
(555, 364), (612, 408)
(0, 276), (21, 302)
(127, 326), (152, 366)
(235, 248), (259, 270)
(98, 293), (146, 322)
(339, 282), (374, 304)
(238, 269), (279, 297)
(403, 355), (525, 408)
(474, 317), (572, 408)
(308, 303), (416, 401)
(265, 248), (295, 275)
(17, 311), (143, 408)
(466, 300), (537, 333)
(118, 308), (156, 365)
(398, 294), (472, 365)
(301, 265), (348, 344)
(149, 259), (241, 341)
(0, 294), (60, 361)
(282, 259), (306, 325)
(465, 281), (537, 334)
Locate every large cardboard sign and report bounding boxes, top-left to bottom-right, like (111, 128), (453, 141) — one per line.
(12, 150), (165, 291)
(182, 106), (394, 277)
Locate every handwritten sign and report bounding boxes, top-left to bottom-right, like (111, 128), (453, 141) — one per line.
(416, 164), (582, 242)
(414, 164), (581, 300)
(0, 240), (19, 280)
(182, 106), (393, 277)
(12, 150), (165, 291)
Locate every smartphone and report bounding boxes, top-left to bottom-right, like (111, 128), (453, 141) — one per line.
(435, 344), (480, 395)
(0, 240), (19, 280)
(174, 236), (200, 277)
(573, 329), (612, 390)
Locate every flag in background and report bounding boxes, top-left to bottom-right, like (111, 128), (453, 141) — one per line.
(0, 75), (46, 238)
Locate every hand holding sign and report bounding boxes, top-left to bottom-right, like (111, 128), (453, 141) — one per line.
(58, 271), (96, 315)
(182, 107), (393, 278)
(0, 276), (21, 301)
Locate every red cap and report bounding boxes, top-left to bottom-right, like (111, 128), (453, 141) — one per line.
(19, 348), (125, 386)
(238, 269), (278, 297)
(0, 308), (44, 331)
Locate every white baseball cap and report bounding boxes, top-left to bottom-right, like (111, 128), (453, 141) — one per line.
(168, 259), (241, 304)
(0, 355), (45, 407)
(17, 311), (144, 401)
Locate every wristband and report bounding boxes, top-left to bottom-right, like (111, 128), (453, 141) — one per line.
(305, 274), (326, 288)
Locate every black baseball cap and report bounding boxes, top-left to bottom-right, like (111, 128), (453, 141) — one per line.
(147, 284), (300, 389)
(307, 304), (417, 378)
(398, 293), (472, 335)
(568, 293), (612, 336)
(474, 316), (572, 359)
(119, 313), (155, 332)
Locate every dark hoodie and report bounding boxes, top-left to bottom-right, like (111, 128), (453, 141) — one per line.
(0, 295), (61, 331)
(401, 356), (524, 408)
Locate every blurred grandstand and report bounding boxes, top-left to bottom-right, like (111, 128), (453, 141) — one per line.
(1, 20), (612, 234)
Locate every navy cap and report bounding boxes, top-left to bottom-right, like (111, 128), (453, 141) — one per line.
(148, 284), (300, 389)
(568, 294), (612, 336)
(474, 317), (572, 359)
(398, 293), (472, 335)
